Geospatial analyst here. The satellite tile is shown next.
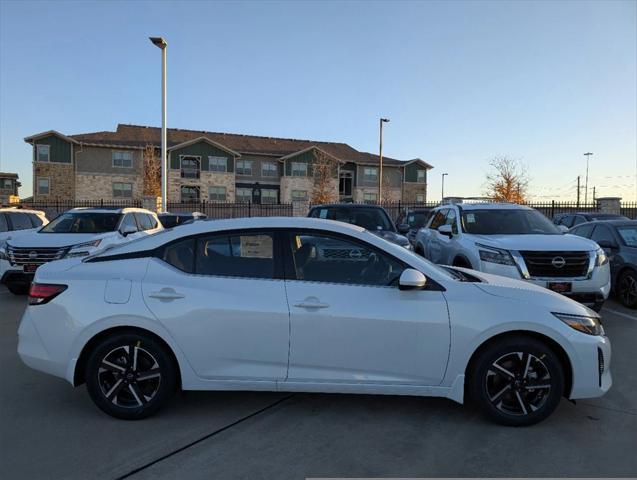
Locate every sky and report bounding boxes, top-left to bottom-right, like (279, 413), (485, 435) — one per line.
(0, 0), (635, 201)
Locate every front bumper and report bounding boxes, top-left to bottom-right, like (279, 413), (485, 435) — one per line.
(568, 332), (612, 399)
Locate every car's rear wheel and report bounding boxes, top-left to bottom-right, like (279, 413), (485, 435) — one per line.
(617, 270), (637, 309)
(85, 332), (177, 420)
(6, 281), (29, 295)
(469, 336), (564, 426)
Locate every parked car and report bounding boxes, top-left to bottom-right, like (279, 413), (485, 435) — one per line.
(308, 204), (412, 249)
(414, 203), (611, 311)
(1, 207), (162, 294)
(158, 211), (207, 228)
(19, 216), (610, 425)
(554, 212), (629, 229)
(569, 220), (637, 309)
(0, 208), (49, 290)
(395, 207), (434, 246)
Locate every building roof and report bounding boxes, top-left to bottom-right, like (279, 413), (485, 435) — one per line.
(27, 124), (433, 169)
(0, 172), (19, 178)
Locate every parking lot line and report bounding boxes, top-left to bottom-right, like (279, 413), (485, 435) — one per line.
(603, 308), (637, 321)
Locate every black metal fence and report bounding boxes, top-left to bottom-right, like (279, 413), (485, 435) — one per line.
(166, 202), (293, 219)
(17, 199), (142, 220)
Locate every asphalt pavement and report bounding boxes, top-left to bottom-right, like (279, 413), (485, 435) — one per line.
(0, 286), (635, 479)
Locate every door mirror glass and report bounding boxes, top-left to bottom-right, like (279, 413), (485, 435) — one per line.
(438, 224), (453, 237)
(398, 268), (427, 290)
(397, 223), (410, 234)
(557, 225), (569, 234)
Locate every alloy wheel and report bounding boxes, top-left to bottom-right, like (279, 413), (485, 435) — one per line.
(485, 351), (552, 416)
(619, 273), (637, 307)
(97, 345), (162, 408)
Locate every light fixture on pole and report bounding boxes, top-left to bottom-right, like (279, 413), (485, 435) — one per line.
(378, 118), (390, 202)
(583, 152), (593, 205)
(150, 36), (168, 212)
(441, 173), (448, 201)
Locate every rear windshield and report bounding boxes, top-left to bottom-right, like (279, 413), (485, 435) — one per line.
(41, 212), (122, 234)
(311, 207), (394, 231)
(461, 209), (560, 235)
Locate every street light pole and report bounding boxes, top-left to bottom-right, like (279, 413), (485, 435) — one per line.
(584, 152), (593, 205)
(379, 118), (389, 202)
(441, 173), (448, 201)
(150, 37), (168, 212)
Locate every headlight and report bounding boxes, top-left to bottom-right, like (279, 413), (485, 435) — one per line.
(0, 241), (7, 260)
(595, 247), (608, 266)
(476, 243), (515, 266)
(553, 312), (605, 336)
(64, 239), (102, 258)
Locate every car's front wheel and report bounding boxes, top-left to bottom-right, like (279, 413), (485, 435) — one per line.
(617, 270), (637, 309)
(469, 336), (565, 426)
(85, 332), (177, 420)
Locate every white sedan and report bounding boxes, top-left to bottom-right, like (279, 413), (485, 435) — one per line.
(17, 217), (611, 426)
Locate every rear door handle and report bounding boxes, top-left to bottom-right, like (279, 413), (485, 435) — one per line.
(294, 298), (330, 309)
(149, 289), (185, 300)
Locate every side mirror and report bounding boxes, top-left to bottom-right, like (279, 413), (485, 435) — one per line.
(120, 224), (137, 237)
(557, 225), (569, 234)
(597, 240), (618, 250)
(399, 269), (427, 290)
(438, 224), (453, 237)
(397, 223), (410, 234)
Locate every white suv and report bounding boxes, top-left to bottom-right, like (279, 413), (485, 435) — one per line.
(414, 203), (611, 311)
(1, 207), (162, 294)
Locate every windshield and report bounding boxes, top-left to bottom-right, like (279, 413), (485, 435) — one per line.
(41, 212), (122, 234)
(312, 207), (394, 231)
(461, 209), (560, 235)
(591, 214), (629, 221)
(617, 226), (637, 247)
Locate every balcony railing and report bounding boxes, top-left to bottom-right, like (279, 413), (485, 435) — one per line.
(181, 169), (200, 179)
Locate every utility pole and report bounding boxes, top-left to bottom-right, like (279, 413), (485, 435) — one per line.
(584, 152), (593, 205)
(593, 186), (596, 203)
(441, 173), (448, 201)
(150, 37), (168, 212)
(576, 176), (580, 207)
(378, 118), (390, 202)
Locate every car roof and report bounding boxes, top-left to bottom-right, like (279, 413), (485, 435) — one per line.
(439, 202), (533, 211)
(310, 203), (387, 210)
(0, 207), (46, 215)
(67, 207), (156, 214)
(574, 219), (637, 228)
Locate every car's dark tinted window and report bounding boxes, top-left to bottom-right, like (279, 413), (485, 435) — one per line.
(310, 207), (394, 231)
(162, 238), (195, 272)
(195, 232), (274, 279)
(28, 214), (44, 227)
(41, 212), (122, 233)
(560, 215), (573, 227)
(429, 209), (448, 230)
(289, 232), (404, 286)
(461, 209), (560, 235)
(572, 215), (587, 226)
(135, 213), (153, 231)
(0, 214), (8, 232)
(406, 211), (431, 229)
(147, 214), (158, 229)
(8, 212), (33, 230)
(591, 225), (615, 246)
(571, 223), (594, 238)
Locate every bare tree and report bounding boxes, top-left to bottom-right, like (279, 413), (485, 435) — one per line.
(484, 156), (530, 203)
(143, 144), (161, 197)
(311, 150), (338, 204)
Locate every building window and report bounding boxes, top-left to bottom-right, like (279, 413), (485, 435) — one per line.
(181, 186), (200, 202)
(113, 182), (133, 198)
(236, 160), (253, 175)
(36, 145), (50, 162)
(416, 169), (426, 183)
(3, 179), (12, 189)
(208, 156), (227, 172)
(181, 156), (200, 178)
(291, 190), (308, 202)
(208, 186), (227, 202)
(416, 194), (425, 203)
(236, 187), (252, 203)
(262, 162), (278, 177)
(261, 189), (277, 204)
(291, 162), (308, 177)
(363, 192), (377, 203)
(112, 151), (133, 168)
(363, 167), (378, 182)
(37, 178), (50, 195)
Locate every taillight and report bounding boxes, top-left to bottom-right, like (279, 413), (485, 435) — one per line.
(28, 283), (67, 305)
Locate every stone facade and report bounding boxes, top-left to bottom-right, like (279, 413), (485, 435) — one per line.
(168, 170), (236, 202)
(75, 173), (143, 201)
(402, 182), (427, 202)
(33, 163), (74, 201)
(280, 176), (314, 203)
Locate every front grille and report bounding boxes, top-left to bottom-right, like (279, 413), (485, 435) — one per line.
(598, 348), (604, 386)
(520, 251), (590, 278)
(7, 245), (70, 266)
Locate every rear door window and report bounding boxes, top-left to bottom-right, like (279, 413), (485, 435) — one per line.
(8, 212), (33, 230)
(571, 223), (594, 238)
(134, 213), (153, 231)
(28, 214), (44, 227)
(0, 214), (8, 232)
(196, 232), (275, 279)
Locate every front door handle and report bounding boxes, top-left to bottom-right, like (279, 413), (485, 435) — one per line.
(149, 288), (185, 300)
(294, 297), (330, 309)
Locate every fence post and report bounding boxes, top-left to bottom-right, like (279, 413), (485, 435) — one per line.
(550, 200), (555, 219)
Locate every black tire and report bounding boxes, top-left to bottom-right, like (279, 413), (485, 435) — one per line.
(617, 270), (637, 309)
(6, 282), (29, 295)
(453, 257), (472, 269)
(469, 336), (564, 426)
(85, 332), (177, 420)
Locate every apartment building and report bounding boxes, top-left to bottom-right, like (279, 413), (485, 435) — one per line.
(0, 172), (20, 204)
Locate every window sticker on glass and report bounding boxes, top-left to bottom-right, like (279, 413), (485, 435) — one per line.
(319, 209), (328, 219)
(466, 213), (476, 223)
(240, 235), (273, 258)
